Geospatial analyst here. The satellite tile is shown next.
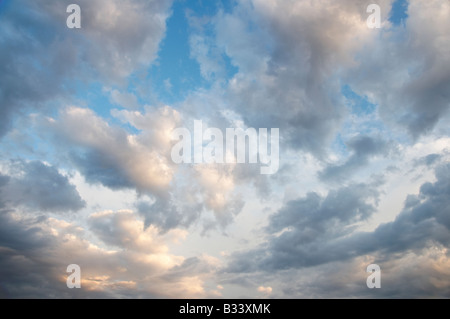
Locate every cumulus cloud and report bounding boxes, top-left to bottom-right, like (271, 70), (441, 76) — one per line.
(413, 153), (442, 168)
(136, 164), (244, 233)
(237, 248), (450, 298)
(137, 196), (202, 233)
(0, 208), (220, 298)
(0, 0), (172, 138)
(221, 162), (450, 297)
(0, 160), (85, 213)
(366, 163), (450, 253)
(107, 89), (140, 110)
(45, 106), (246, 231)
(344, 0), (450, 139)
(1, 0), (450, 299)
(226, 163), (450, 296)
(319, 135), (395, 182)
(226, 181), (381, 273)
(47, 106), (177, 195)
(88, 210), (185, 253)
(211, 0), (393, 154)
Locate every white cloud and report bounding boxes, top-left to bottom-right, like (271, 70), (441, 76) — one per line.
(107, 89), (140, 110)
(48, 106), (177, 195)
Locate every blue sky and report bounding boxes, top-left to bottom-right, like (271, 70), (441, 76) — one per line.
(1, 0), (450, 299)
(389, 0), (409, 25)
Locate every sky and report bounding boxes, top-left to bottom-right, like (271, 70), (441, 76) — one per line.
(0, 0), (449, 298)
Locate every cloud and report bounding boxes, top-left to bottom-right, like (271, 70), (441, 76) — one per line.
(413, 153), (442, 167)
(0, 208), (220, 298)
(211, 0), (393, 154)
(367, 163), (450, 253)
(227, 163), (450, 283)
(47, 106), (177, 195)
(269, 184), (379, 236)
(0, 160), (85, 213)
(222, 163), (450, 297)
(0, 0), (172, 138)
(319, 135), (395, 182)
(136, 164), (244, 233)
(136, 198), (201, 233)
(344, 0), (450, 139)
(226, 182), (381, 273)
(0, 212), (53, 256)
(46, 107), (246, 231)
(193, 165), (244, 228)
(31, 0), (173, 84)
(107, 89), (140, 110)
(0, 175), (10, 209)
(88, 209), (187, 254)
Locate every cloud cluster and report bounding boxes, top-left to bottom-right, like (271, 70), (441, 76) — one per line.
(227, 181), (381, 272)
(48, 106), (177, 194)
(210, 0), (393, 154)
(319, 135), (395, 182)
(136, 163), (244, 233)
(45, 106), (246, 232)
(0, 160), (85, 213)
(0, 0), (172, 138)
(225, 163), (450, 297)
(0, 207), (221, 298)
(345, 0), (450, 138)
(1, 0), (449, 299)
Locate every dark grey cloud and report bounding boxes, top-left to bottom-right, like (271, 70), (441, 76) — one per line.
(70, 150), (133, 190)
(319, 135), (394, 182)
(368, 163), (450, 252)
(0, 207), (219, 298)
(45, 106), (178, 196)
(400, 60), (450, 138)
(0, 175), (9, 209)
(0, 212), (51, 254)
(413, 153), (442, 167)
(0, 210), (129, 298)
(162, 256), (218, 282)
(0, 160), (85, 213)
(223, 163), (450, 297)
(0, 1), (68, 138)
(268, 183), (379, 236)
(226, 181), (381, 273)
(227, 163), (450, 274)
(0, 212), (75, 299)
(137, 199), (201, 233)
